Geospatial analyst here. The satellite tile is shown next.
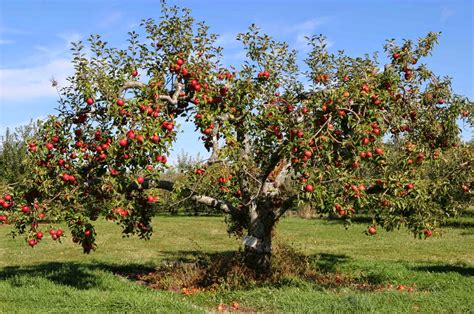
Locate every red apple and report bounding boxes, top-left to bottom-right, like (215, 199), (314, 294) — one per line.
(21, 205), (31, 214)
(151, 134), (160, 143)
(368, 226), (377, 235)
(127, 130), (136, 139)
(119, 138), (128, 147)
(28, 239), (38, 247)
(147, 195), (156, 204)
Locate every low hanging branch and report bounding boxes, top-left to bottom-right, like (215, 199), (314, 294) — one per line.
(131, 179), (238, 215)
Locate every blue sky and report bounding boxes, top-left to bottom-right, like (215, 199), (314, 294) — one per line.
(0, 0), (472, 162)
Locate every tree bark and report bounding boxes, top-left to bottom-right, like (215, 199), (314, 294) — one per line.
(243, 205), (274, 274)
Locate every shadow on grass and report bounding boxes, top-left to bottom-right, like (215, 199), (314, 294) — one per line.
(0, 262), (155, 290)
(413, 264), (474, 277)
(309, 253), (350, 273)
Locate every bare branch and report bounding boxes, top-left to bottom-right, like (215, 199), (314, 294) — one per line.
(120, 81), (147, 94)
(158, 81), (184, 105)
(119, 80), (183, 106)
(149, 180), (237, 214)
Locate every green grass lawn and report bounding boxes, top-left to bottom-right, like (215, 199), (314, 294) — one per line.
(1, 216), (473, 313)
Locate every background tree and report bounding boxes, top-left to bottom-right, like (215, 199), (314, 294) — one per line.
(0, 121), (39, 185)
(0, 2), (472, 272)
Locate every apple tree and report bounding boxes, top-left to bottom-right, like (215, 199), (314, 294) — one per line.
(0, 3), (472, 271)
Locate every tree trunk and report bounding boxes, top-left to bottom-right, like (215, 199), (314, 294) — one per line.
(243, 207), (274, 274)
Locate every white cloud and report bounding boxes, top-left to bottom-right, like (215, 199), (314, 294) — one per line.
(0, 58), (73, 101)
(0, 31), (81, 102)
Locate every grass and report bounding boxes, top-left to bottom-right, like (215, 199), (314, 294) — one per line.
(1, 215), (473, 313)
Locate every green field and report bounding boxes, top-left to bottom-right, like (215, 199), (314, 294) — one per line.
(1, 216), (473, 313)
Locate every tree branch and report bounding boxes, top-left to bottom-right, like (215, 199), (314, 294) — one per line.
(120, 81), (147, 94)
(158, 80), (183, 105)
(119, 80), (184, 106)
(148, 180), (237, 214)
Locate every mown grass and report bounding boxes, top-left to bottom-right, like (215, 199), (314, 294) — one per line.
(1, 215), (473, 313)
